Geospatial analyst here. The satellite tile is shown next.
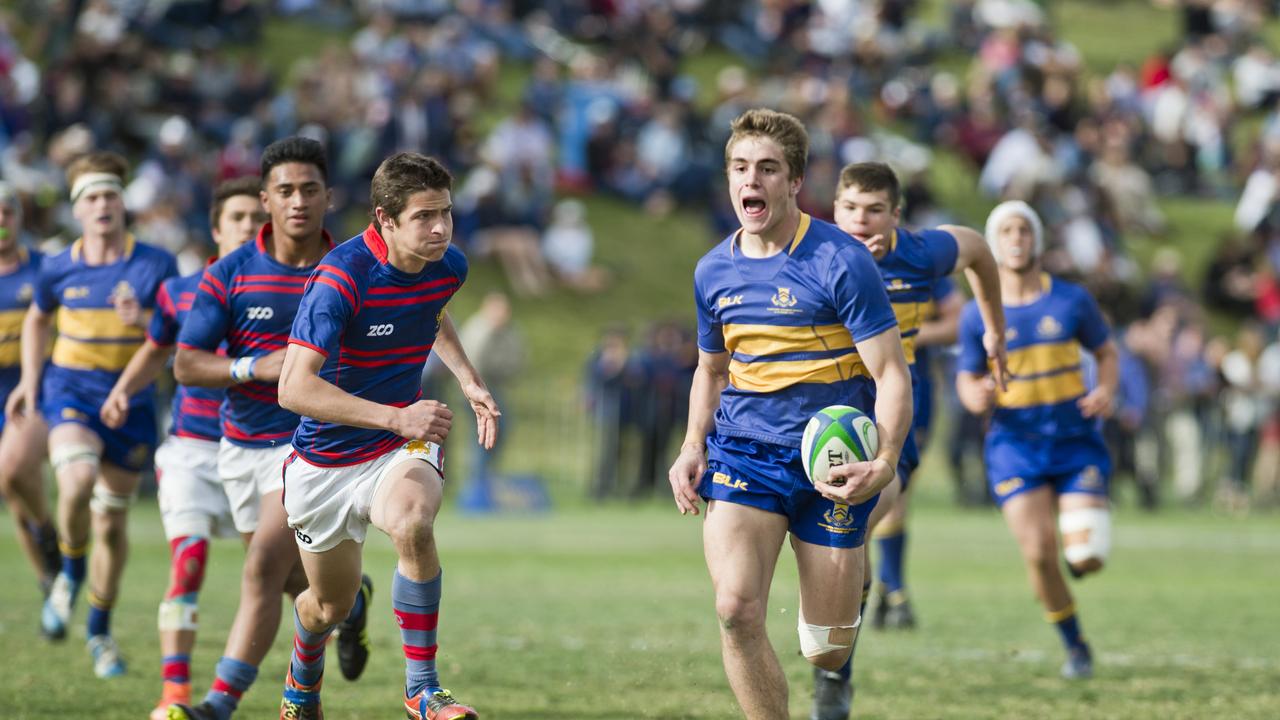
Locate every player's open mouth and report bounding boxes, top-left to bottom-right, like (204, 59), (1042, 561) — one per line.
(742, 197), (766, 218)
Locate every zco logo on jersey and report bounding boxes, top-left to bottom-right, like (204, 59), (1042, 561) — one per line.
(367, 323), (395, 337)
(295, 528), (312, 545)
(247, 306), (274, 320)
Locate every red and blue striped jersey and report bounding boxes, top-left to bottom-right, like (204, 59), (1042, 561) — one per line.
(288, 224), (467, 467)
(177, 223), (334, 448)
(0, 247), (40, 391)
(148, 271), (222, 442)
(35, 235), (178, 408)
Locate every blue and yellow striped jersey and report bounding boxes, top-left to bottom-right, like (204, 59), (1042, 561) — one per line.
(0, 247), (40, 388)
(876, 227), (958, 367)
(34, 235), (178, 408)
(958, 274), (1109, 439)
(694, 214), (897, 447)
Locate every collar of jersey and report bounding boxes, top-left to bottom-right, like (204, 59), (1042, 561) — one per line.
(253, 222), (335, 261)
(730, 212), (811, 258)
(70, 233), (135, 264)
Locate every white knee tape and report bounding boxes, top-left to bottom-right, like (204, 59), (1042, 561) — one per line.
(90, 485), (135, 514)
(50, 443), (100, 472)
(798, 615), (861, 658)
(158, 599), (199, 632)
(1059, 507), (1111, 564)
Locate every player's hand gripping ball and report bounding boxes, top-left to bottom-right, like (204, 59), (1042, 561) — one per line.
(801, 405), (879, 486)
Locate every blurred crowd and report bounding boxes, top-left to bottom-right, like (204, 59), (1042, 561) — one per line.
(4, 0), (1280, 508)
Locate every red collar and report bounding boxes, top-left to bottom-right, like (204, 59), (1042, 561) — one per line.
(362, 223), (388, 263)
(255, 222), (336, 255)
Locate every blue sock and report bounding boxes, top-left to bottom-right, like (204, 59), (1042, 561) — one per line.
(876, 531), (907, 594)
(61, 544), (87, 584)
(346, 581), (366, 623)
(832, 579), (872, 682)
(87, 594), (111, 637)
(393, 569), (443, 697)
(206, 656), (258, 719)
(1051, 608), (1087, 651)
(289, 606), (334, 688)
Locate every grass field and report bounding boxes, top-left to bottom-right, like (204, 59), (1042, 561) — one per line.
(1, 488), (1277, 719)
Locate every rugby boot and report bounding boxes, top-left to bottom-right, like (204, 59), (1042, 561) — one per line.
(405, 688), (479, 720)
(151, 681), (192, 720)
(41, 571), (79, 640)
(280, 666), (324, 720)
(89, 634), (127, 678)
(881, 591), (917, 629)
(811, 667), (852, 720)
(336, 574), (374, 680)
(1061, 644), (1094, 680)
(166, 701), (220, 720)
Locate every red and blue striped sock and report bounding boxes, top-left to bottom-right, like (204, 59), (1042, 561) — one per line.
(205, 656), (258, 720)
(289, 606), (334, 688)
(393, 569), (442, 697)
(162, 654), (191, 685)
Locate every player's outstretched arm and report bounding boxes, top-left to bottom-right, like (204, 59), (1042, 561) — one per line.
(431, 311), (500, 449)
(667, 350), (729, 516)
(100, 340), (172, 429)
(6, 306), (52, 420)
(278, 342), (453, 444)
(942, 224), (1007, 389)
(174, 346), (286, 388)
(820, 328), (911, 505)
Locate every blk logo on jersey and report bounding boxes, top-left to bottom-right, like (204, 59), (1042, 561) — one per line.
(367, 323), (395, 337)
(246, 306), (274, 320)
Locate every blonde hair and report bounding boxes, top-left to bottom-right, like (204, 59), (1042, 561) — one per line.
(65, 151), (129, 188)
(725, 108), (809, 179)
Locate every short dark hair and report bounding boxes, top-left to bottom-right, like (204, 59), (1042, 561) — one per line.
(725, 108), (809, 180)
(260, 136), (328, 183)
(370, 152), (453, 226)
(837, 162), (901, 210)
(209, 176), (263, 230)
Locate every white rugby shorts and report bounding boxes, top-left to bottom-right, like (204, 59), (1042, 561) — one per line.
(156, 435), (235, 540)
(219, 439), (293, 534)
(283, 440), (443, 553)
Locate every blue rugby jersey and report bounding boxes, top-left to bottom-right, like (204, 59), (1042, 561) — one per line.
(876, 227), (959, 368)
(35, 235), (178, 408)
(288, 224), (466, 467)
(958, 274), (1109, 439)
(148, 271), (222, 441)
(694, 214), (898, 447)
(0, 247), (40, 391)
(177, 224), (334, 448)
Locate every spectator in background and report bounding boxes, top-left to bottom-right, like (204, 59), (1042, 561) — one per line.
(1219, 323), (1268, 511)
(542, 198), (609, 293)
(584, 326), (640, 500)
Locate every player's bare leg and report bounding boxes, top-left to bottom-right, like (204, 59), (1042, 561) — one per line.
(1002, 486), (1093, 678)
(371, 461), (477, 720)
(225, 493), (301, 666)
(84, 462), (141, 678)
(41, 424), (103, 641)
(1058, 492), (1109, 578)
(870, 482), (915, 629)
(281, 540), (362, 719)
(0, 414), (55, 591)
(703, 500), (789, 720)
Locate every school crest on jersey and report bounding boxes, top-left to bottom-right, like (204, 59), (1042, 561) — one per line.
(1006, 327), (1018, 342)
(771, 287), (798, 308)
(16, 283), (32, 303)
(111, 280), (137, 302)
(1036, 315), (1063, 339)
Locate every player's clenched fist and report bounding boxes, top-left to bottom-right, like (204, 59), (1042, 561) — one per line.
(392, 399), (453, 444)
(99, 388), (130, 429)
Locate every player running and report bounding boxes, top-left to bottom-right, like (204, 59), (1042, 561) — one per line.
(167, 139), (372, 720)
(957, 200), (1116, 680)
(667, 109), (913, 720)
(0, 182), (58, 598)
(813, 161), (1007, 718)
(7, 151), (178, 677)
(98, 177), (266, 717)
(276, 152), (497, 719)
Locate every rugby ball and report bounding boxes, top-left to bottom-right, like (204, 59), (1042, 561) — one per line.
(800, 405), (879, 485)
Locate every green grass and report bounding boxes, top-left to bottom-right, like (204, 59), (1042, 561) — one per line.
(2, 491), (1277, 719)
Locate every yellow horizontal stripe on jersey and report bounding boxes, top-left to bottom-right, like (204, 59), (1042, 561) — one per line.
(901, 336), (916, 365)
(723, 322), (854, 358)
(56, 307), (150, 343)
(1005, 340), (1080, 378)
(891, 300), (932, 335)
(0, 308), (25, 334)
(52, 337), (140, 371)
(0, 340), (18, 366)
(997, 371), (1086, 409)
(729, 354), (869, 393)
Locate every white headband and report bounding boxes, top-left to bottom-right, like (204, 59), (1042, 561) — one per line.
(70, 172), (123, 203)
(984, 200), (1044, 264)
